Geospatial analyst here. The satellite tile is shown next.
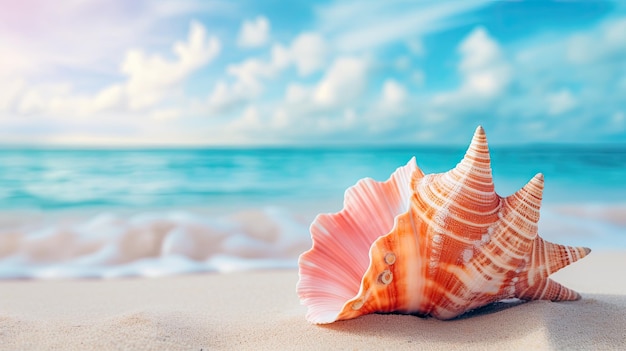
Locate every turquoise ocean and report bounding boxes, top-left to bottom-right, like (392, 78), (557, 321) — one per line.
(0, 145), (624, 279)
(0, 145), (624, 208)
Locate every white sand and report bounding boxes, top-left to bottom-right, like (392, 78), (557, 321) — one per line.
(0, 251), (624, 350)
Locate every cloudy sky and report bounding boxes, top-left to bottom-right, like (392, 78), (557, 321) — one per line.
(1, 0), (625, 146)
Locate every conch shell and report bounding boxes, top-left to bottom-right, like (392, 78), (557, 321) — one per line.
(297, 126), (590, 323)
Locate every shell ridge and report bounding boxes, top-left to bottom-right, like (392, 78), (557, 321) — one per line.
(530, 237), (591, 276)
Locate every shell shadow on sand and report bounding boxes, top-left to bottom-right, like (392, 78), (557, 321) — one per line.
(320, 294), (626, 349)
(545, 294), (626, 350)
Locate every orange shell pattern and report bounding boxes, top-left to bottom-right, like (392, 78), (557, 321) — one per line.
(297, 126), (590, 323)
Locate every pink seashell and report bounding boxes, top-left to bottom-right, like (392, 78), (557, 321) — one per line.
(297, 126), (590, 323)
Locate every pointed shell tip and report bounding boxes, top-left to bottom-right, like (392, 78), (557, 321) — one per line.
(573, 292), (582, 301)
(530, 173), (545, 187)
(469, 126), (488, 149)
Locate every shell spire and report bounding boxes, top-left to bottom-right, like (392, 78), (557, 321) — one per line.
(297, 126), (591, 324)
(453, 125), (496, 196)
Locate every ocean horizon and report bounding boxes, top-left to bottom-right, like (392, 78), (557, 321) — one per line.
(0, 144), (624, 210)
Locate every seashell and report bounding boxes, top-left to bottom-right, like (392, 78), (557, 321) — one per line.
(297, 126), (590, 323)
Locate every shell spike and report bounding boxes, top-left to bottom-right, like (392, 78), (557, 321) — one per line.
(508, 172), (545, 206)
(464, 125), (491, 167)
(448, 125), (495, 197)
(472, 125), (486, 145)
(517, 278), (582, 301)
(488, 173), (545, 259)
(531, 237), (591, 276)
(432, 125), (498, 217)
(410, 157), (425, 190)
(521, 173), (545, 203)
(499, 172), (545, 240)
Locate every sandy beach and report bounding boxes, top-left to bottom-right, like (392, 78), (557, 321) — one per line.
(1, 0), (625, 349)
(0, 250), (623, 350)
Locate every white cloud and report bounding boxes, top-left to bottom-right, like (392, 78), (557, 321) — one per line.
(289, 33), (329, 76)
(237, 16), (271, 48)
(458, 27), (510, 98)
(343, 108), (357, 126)
(381, 79), (407, 107)
(229, 106), (262, 131)
(208, 43), (289, 113)
(206, 31), (327, 115)
(122, 21), (221, 109)
(1, 1), (623, 146)
(272, 108), (290, 129)
(491, 15), (626, 143)
(313, 57), (369, 108)
(206, 81), (250, 114)
(285, 84), (311, 104)
(222, 55), (372, 142)
(17, 88), (46, 115)
(94, 84), (125, 111)
(217, 104), (303, 145)
(271, 44), (292, 70)
(6, 21), (220, 121)
(0, 41), (35, 80)
(151, 107), (183, 120)
(370, 79), (409, 132)
(0, 1), (216, 80)
(317, 0), (492, 52)
(567, 17), (626, 65)
(0, 79), (26, 111)
(17, 83), (72, 115)
(15, 83), (126, 119)
(226, 58), (274, 94)
(0, 1), (244, 145)
(433, 27), (510, 108)
(236, 32), (327, 78)
(546, 89), (577, 116)
(246, 56), (371, 141)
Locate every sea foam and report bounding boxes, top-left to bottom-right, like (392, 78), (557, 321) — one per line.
(0, 207), (312, 279)
(0, 204), (623, 279)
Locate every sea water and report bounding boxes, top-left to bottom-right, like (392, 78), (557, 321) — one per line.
(0, 146), (624, 278)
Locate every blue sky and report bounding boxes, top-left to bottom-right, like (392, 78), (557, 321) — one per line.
(0, 0), (625, 146)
